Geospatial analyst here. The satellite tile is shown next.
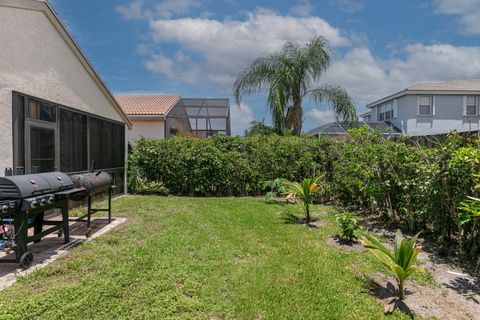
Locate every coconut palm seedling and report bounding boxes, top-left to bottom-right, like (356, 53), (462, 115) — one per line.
(361, 229), (424, 300)
(284, 177), (322, 223)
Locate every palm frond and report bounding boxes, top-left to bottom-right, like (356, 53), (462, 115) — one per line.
(308, 85), (358, 125)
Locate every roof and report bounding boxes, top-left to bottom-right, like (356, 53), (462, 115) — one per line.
(0, 0), (132, 128)
(367, 78), (480, 108)
(306, 121), (401, 136)
(407, 78), (480, 91)
(115, 95), (182, 116)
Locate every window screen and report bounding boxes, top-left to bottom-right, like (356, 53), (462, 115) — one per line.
(90, 117), (125, 170)
(30, 127), (55, 173)
(28, 99), (56, 122)
(13, 94), (25, 172)
(60, 109), (88, 172)
(466, 96), (477, 116)
(418, 96), (432, 115)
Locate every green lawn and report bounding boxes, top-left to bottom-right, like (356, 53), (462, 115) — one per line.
(0, 196), (415, 319)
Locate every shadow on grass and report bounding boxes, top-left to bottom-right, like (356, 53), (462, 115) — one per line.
(369, 280), (414, 318)
(278, 211), (326, 229)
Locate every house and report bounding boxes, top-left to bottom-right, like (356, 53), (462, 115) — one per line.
(115, 95), (231, 144)
(0, 0), (132, 193)
(364, 78), (480, 136)
(306, 121), (401, 137)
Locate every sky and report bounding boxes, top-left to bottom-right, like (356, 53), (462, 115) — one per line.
(48, 0), (480, 135)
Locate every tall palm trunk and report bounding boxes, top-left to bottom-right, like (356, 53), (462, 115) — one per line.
(288, 95), (303, 136)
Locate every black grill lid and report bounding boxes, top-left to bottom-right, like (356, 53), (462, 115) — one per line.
(39, 172), (74, 192)
(0, 174), (51, 200)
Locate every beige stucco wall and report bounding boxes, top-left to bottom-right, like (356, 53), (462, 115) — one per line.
(128, 119), (165, 144)
(0, 5), (125, 176)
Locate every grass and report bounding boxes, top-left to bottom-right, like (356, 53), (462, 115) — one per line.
(0, 196), (422, 319)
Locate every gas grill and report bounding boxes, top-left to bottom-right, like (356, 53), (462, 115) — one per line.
(0, 172), (85, 268)
(0, 171), (114, 269)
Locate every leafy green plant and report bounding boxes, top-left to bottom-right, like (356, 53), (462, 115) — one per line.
(336, 212), (360, 243)
(262, 178), (288, 203)
(458, 196), (480, 258)
(361, 229), (424, 299)
(284, 177), (322, 223)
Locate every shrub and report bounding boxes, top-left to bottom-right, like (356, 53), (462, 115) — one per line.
(362, 229), (424, 300)
(458, 197), (480, 260)
(262, 178), (289, 203)
(128, 130), (480, 259)
(336, 212), (360, 242)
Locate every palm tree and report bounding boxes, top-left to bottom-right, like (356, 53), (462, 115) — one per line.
(233, 36), (357, 135)
(284, 177), (322, 223)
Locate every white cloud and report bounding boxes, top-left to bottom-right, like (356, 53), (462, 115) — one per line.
(145, 9), (349, 86)
(230, 103), (254, 136)
(434, 0), (480, 34)
(289, 0), (314, 17)
(305, 108), (335, 126)
(116, 0), (145, 20)
(329, 0), (364, 13)
(325, 43), (480, 108)
(116, 0), (202, 20)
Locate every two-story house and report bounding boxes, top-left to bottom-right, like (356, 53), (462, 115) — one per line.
(364, 78), (480, 136)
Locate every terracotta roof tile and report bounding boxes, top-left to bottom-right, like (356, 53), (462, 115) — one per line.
(114, 94), (181, 115)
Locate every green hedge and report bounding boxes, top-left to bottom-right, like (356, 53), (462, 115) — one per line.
(129, 129), (480, 259)
(129, 135), (336, 196)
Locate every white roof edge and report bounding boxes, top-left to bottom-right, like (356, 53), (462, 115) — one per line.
(367, 89), (480, 108)
(127, 115), (166, 120)
(0, 0), (133, 129)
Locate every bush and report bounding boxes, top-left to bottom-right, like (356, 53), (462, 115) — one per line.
(130, 135), (333, 197)
(128, 130), (480, 259)
(336, 212), (360, 242)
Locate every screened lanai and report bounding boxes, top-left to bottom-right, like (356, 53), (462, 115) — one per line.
(165, 98), (231, 138)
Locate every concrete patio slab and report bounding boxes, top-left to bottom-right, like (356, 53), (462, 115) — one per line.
(0, 216), (126, 291)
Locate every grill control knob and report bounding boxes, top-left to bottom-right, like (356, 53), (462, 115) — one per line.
(1, 205), (9, 213)
(40, 198), (47, 206)
(30, 200), (39, 209)
(47, 196), (55, 204)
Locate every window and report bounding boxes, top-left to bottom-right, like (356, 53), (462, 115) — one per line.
(13, 94), (25, 174)
(30, 127), (56, 173)
(60, 109), (88, 172)
(466, 96), (478, 116)
(28, 99), (56, 122)
(377, 101), (395, 121)
(89, 117), (125, 170)
(418, 96), (432, 116)
(12, 93), (126, 181)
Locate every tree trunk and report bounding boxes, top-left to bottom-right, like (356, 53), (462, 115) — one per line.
(289, 96), (303, 136)
(398, 279), (404, 300)
(305, 202), (310, 223)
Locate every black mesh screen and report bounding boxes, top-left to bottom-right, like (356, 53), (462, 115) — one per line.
(90, 117), (125, 170)
(60, 109), (88, 172)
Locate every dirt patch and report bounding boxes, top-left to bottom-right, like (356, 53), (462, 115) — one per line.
(308, 220), (328, 228)
(327, 236), (364, 251)
(369, 273), (477, 320)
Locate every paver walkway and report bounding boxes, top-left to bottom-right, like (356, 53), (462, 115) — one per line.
(0, 216), (126, 290)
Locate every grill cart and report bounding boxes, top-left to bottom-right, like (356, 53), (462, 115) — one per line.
(0, 172), (85, 269)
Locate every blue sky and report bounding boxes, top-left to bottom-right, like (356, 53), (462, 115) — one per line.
(48, 0), (480, 135)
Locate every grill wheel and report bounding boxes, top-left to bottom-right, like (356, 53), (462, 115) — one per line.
(19, 251), (33, 269)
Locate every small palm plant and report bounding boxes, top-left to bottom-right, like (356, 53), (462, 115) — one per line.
(361, 230), (424, 299)
(284, 177), (322, 223)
